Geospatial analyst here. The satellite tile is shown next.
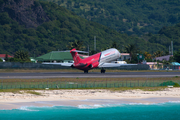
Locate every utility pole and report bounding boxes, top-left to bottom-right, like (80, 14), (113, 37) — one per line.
(88, 45), (89, 56)
(171, 41), (173, 55)
(34, 49), (35, 58)
(94, 36), (96, 51)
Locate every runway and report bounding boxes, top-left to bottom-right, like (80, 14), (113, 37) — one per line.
(0, 72), (180, 79)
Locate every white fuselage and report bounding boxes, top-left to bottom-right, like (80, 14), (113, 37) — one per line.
(99, 48), (120, 66)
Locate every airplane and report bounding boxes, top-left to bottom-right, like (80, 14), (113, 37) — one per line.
(43, 48), (135, 73)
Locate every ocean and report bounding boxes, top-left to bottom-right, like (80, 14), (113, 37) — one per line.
(0, 102), (180, 120)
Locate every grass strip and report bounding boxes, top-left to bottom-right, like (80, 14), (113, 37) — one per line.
(0, 86), (170, 93)
(0, 77), (179, 90)
(108, 87), (167, 92)
(25, 91), (42, 96)
(0, 77), (180, 82)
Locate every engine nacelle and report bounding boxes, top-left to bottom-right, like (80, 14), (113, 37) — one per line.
(88, 64), (93, 68)
(90, 62), (99, 68)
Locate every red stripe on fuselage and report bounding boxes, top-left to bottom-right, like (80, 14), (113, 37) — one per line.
(104, 51), (116, 56)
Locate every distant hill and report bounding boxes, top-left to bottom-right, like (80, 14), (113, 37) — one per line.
(0, 0), (176, 57)
(0, 0), (50, 28)
(40, 0), (180, 36)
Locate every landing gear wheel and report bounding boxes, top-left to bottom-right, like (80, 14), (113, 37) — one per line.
(101, 69), (106, 73)
(84, 70), (88, 73)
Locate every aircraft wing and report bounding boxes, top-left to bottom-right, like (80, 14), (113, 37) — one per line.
(42, 62), (73, 66)
(98, 63), (137, 68)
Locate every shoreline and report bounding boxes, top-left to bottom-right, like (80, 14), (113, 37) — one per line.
(0, 88), (180, 110)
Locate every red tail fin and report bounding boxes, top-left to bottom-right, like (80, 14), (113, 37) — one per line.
(70, 48), (82, 64)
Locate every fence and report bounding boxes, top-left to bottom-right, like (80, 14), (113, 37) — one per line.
(0, 62), (68, 69)
(0, 79), (180, 89)
(0, 62), (150, 70)
(150, 65), (180, 70)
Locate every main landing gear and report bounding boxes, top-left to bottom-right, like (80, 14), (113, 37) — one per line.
(83, 69), (106, 73)
(101, 68), (106, 73)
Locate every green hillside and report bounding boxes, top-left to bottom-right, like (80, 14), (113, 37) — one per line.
(40, 0), (180, 35)
(143, 23), (180, 53)
(0, 0), (160, 56)
(1, 0), (179, 57)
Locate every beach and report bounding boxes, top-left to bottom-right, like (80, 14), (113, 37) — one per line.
(0, 88), (180, 110)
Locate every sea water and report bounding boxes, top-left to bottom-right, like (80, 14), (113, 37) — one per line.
(0, 102), (180, 120)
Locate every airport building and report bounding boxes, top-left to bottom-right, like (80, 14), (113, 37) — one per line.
(118, 53), (131, 61)
(36, 51), (73, 63)
(155, 55), (173, 61)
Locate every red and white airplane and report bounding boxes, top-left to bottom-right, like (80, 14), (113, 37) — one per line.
(43, 48), (134, 73)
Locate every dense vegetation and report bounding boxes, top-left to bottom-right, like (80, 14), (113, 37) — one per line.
(141, 23), (180, 53)
(40, 0), (180, 35)
(0, 0), (180, 62)
(0, 0), (167, 57)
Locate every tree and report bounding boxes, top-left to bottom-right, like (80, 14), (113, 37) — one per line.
(111, 41), (119, 49)
(0, 0), (4, 5)
(4, 53), (9, 62)
(162, 60), (170, 66)
(67, 40), (85, 50)
(153, 50), (163, 58)
(169, 56), (174, 63)
(125, 44), (137, 61)
(101, 46), (110, 51)
(144, 52), (152, 59)
(144, 51), (152, 61)
(174, 49), (180, 63)
(14, 50), (30, 62)
(89, 50), (97, 55)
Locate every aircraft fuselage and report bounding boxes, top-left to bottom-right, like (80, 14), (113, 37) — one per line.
(72, 48), (120, 70)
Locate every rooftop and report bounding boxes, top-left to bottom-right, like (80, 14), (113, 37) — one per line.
(121, 53), (130, 56)
(36, 51), (73, 61)
(0, 54), (13, 58)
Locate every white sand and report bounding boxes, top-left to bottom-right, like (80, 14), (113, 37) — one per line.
(0, 88), (180, 109)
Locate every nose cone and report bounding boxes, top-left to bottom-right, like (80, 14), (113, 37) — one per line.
(116, 49), (120, 58)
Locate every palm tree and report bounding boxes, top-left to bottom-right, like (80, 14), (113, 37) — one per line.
(67, 40), (85, 50)
(4, 53), (9, 62)
(89, 50), (97, 55)
(144, 51), (152, 59)
(111, 41), (119, 49)
(14, 50), (30, 62)
(101, 41), (119, 52)
(125, 44), (137, 61)
(101, 46), (110, 51)
(153, 50), (163, 57)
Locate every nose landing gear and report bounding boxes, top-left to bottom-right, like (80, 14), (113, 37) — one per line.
(84, 70), (88, 73)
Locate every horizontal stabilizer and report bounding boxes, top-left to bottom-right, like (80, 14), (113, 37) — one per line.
(98, 63), (137, 68)
(42, 62), (73, 66)
(71, 50), (89, 53)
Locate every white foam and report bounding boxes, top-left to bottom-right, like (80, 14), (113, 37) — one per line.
(129, 103), (153, 105)
(18, 106), (39, 111)
(78, 104), (103, 109)
(77, 102), (162, 109)
(18, 101), (180, 110)
(78, 103), (127, 109)
(18, 106), (54, 111)
(168, 101), (180, 103)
